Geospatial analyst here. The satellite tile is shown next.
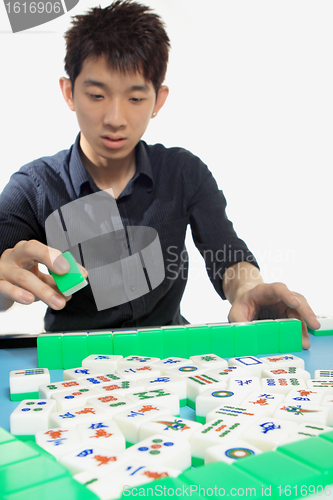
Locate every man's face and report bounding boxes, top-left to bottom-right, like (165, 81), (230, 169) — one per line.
(68, 56), (165, 167)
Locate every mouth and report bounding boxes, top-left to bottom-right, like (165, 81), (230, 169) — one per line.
(101, 135), (127, 150)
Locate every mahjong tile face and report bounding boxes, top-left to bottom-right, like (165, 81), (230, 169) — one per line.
(273, 403), (329, 426)
(228, 356), (269, 377)
(205, 403), (268, 425)
(117, 356), (160, 368)
(97, 380), (145, 397)
(35, 427), (82, 459)
(154, 357), (194, 375)
(82, 354), (123, 373)
(116, 365), (161, 381)
(205, 366), (252, 381)
(59, 446), (127, 475)
(109, 458), (180, 487)
(240, 417), (298, 451)
(86, 393), (135, 417)
(314, 370), (333, 378)
(284, 388), (325, 406)
(50, 386), (101, 411)
(259, 354), (305, 370)
(39, 380), (87, 399)
(321, 394), (333, 426)
(189, 354), (228, 370)
(10, 399), (57, 435)
(10, 368), (50, 399)
(48, 405), (106, 429)
(125, 388), (179, 416)
(307, 379), (333, 393)
(78, 374), (119, 388)
(185, 373), (227, 408)
(241, 391), (285, 416)
(261, 377), (306, 394)
(164, 364), (206, 379)
(139, 374), (187, 407)
(227, 377), (261, 396)
(195, 387), (248, 421)
(124, 434), (191, 471)
(284, 422), (332, 443)
(75, 419), (125, 452)
(139, 417), (203, 443)
(204, 439), (262, 465)
(113, 404), (172, 445)
(262, 367), (310, 380)
(63, 367), (102, 381)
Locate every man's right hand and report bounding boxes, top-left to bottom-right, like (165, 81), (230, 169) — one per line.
(0, 240), (86, 311)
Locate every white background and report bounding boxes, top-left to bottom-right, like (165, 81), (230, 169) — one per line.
(0, 0), (332, 334)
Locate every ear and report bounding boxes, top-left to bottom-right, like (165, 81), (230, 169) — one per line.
(59, 77), (75, 111)
(152, 85), (169, 117)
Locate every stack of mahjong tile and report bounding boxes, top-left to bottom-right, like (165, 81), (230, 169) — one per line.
(8, 353), (333, 500)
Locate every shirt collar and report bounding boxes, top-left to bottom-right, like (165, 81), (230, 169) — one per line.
(69, 133), (154, 198)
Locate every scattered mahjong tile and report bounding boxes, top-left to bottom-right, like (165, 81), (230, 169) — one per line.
(278, 422), (333, 445)
(190, 417), (249, 465)
(82, 354), (123, 373)
(35, 427), (82, 459)
(241, 391), (286, 416)
(75, 419), (126, 452)
(307, 379), (333, 393)
(204, 439), (262, 465)
(10, 399), (57, 435)
(137, 374), (187, 407)
(164, 364), (206, 378)
(117, 356), (161, 368)
(239, 416), (298, 451)
(262, 367), (310, 380)
(113, 404), (172, 446)
(96, 380), (145, 397)
(115, 365), (161, 381)
(124, 434), (191, 471)
(185, 373), (228, 409)
(205, 403), (268, 426)
(153, 357), (194, 375)
(284, 388), (325, 406)
(63, 367), (104, 381)
(139, 417), (203, 443)
(86, 393), (136, 417)
(50, 386), (101, 411)
(227, 376), (261, 397)
(77, 374), (121, 388)
(261, 376), (306, 395)
(321, 394), (333, 425)
(10, 368), (50, 401)
(195, 387), (248, 422)
(314, 370), (333, 378)
(228, 356), (269, 377)
(204, 366), (252, 382)
(273, 403), (329, 426)
(258, 354), (305, 370)
(48, 405), (106, 429)
(39, 380), (88, 399)
(59, 446), (127, 475)
(125, 388), (180, 416)
(189, 354), (228, 370)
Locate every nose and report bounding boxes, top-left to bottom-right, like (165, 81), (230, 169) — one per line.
(103, 98), (127, 129)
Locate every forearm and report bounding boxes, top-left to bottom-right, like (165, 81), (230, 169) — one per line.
(222, 262), (264, 305)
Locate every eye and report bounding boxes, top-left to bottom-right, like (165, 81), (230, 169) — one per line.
(89, 94), (104, 100)
(130, 98), (143, 103)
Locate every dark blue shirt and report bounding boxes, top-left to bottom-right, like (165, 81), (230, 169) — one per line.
(0, 134), (259, 331)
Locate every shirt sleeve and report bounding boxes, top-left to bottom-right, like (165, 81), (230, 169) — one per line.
(0, 167), (45, 256)
(183, 153), (259, 300)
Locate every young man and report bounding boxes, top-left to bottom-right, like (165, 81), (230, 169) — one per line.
(0, 0), (319, 346)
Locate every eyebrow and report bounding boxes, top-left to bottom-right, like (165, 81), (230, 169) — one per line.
(83, 79), (150, 92)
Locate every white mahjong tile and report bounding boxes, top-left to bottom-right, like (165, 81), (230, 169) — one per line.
(86, 394), (136, 417)
(82, 354), (123, 374)
(10, 399), (57, 435)
(139, 417), (203, 443)
(186, 373), (227, 407)
(164, 364), (206, 379)
(307, 379), (333, 393)
(97, 380), (145, 397)
(205, 366), (252, 382)
(75, 419), (125, 452)
(35, 427), (82, 459)
(227, 377), (261, 397)
(321, 394), (333, 425)
(117, 356), (161, 368)
(139, 374), (187, 407)
(241, 391), (285, 416)
(124, 433), (191, 471)
(113, 404), (172, 445)
(110, 459), (180, 487)
(258, 354), (305, 370)
(153, 357), (194, 375)
(101, 373), (124, 382)
(78, 374), (120, 388)
(273, 403), (329, 426)
(284, 388), (325, 406)
(189, 354), (228, 370)
(261, 377), (306, 395)
(204, 439), (262, 465)
(59, 446), (127, 475)
(10, 368), (50, 396)
(281, 422), (333, 444)
(125, 388), (179, 416)
(205, 403), (268, 425)
(63, 367), (103, 381)
(228, 356), (269, 377)
(240, 417), (299, 451)
(196, 387), (248, 422)
(115, 366), (161, 381)
(48, 405), (106, 429)
(262, 367), (310, 380)
(50, 386), (101, 411)
(39, 380), (87, 399)
(314, 370), (333, 379)
(190, 417), (248, 462)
